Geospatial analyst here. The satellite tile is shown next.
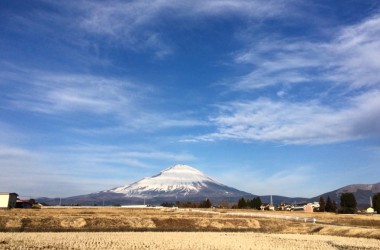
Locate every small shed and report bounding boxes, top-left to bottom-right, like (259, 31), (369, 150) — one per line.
(0, 193), (18, 208)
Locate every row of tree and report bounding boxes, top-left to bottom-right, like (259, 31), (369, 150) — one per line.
(160, 192), (380, 213)
(161, 199), (212, 208)
(374, 193), (380, 213)
(318, 196), (337, 212)
(320, 192), (380, 214)
(237, 197), (262, 209)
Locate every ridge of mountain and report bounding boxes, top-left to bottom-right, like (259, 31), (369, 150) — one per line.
(312, 182), (380, 207)
(108, 164), (225, 197)
(39, 164), (255, 205)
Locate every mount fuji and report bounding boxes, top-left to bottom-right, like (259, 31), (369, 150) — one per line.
(40, 164), (255, 205)
(109, 164), (245, 198)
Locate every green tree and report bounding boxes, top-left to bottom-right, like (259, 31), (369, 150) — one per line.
(339, 193), (357, 214)
(325, 196), (333, 212)
(238, 197), (247, 209)
(246, 199), (252, 208)
(29, 199), (37, 204)
(252, 197), (262, 210)
(373, 193), (380, 213)
(318, 197), (325, 212)
(200, 198), (212, 208)
(331, 200), (337, 212)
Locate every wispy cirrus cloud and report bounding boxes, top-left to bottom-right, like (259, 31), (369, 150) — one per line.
(3, 0), (298, 63)
(232, 40), (324, 89)
(192, 90), (380, 144)
(0, 65), (207, 132)
(9, 73), (138, 114)
(231, 14), (380, 91)
(216, 165), (316, 197)
(53, 144), (196, 168)
(328, 14), (380, 89)
(79, 0), (292, 34)
(195, 13), (380, 145)
(67, 0), (294, 58)
(0, 139), (197, 197)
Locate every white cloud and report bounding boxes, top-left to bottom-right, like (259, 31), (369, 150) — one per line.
(79, 0), (290, 33)
(9, 73), (138, 114)
(195, 90), (380, 144)
(54, 144), (196, 167)
(72, 0), (293, 57)
(1, 66), (207, 132)
(201, 13), (380, 145)
(231, 14), (380, 91)
(216, 165), (316, 197)
(328, 15), (380, 89)
(0, 141), (197, 197)
(230, 39), (325, 89)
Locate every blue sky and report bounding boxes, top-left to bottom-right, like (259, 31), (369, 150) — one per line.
(1, 0), (379, 198)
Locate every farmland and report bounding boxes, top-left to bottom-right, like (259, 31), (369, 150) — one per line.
(1, 232), (380, 249)
(0, 208), (379, 249)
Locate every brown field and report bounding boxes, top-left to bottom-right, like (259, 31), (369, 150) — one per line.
(0, 208), (379, 249)
(1, 232), (380, 250)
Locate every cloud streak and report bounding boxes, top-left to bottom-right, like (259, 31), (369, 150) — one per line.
(195, 90), (380, 144)
(216, 165), (316, 197)
(61, 0), (294, 57)
(0, 140), (197, 197)
(8, 73), (137, 114)
(231, 14), (380, 91)
(0, 65), (207, 133)
(193, 13), (380, 145)
(329, 14), (380, 89)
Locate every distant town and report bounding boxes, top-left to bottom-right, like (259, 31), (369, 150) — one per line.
(1, 192), (378, 215)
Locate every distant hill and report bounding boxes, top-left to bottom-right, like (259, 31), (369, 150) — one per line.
(311, 182), (380, 208)
(260, 195), (308, 205)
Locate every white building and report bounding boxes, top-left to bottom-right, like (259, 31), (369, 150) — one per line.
(0, 193), (18, 208)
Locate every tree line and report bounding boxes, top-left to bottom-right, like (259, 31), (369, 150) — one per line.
(318, 196), (337, 212)
(161, 199), (212, 208)
(236, 197), (262, 209)
(160, 192), (380, 213)
(319, 192), (380, 214)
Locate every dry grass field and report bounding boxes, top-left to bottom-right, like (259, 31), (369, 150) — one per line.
(0, 208), (379, 249)
(1, 232), (380, 250)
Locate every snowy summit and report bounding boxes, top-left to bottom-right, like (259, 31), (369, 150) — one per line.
(107, 164), (252, 201)
(37, 164), (256, 205)
(110, 164), (222, 196)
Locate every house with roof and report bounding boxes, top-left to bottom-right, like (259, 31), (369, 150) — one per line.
(0, 193), (18, 208)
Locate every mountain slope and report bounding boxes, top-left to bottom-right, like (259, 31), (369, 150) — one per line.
(312, 182), (380, 208)
(110, 164), (224, 196)
(106, 164), (254, 202)
(39, 164), (255, 205)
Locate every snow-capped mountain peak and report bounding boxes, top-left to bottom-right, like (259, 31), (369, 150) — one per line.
(109, 164), (225, 197)
(39, 164), (255, 205)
